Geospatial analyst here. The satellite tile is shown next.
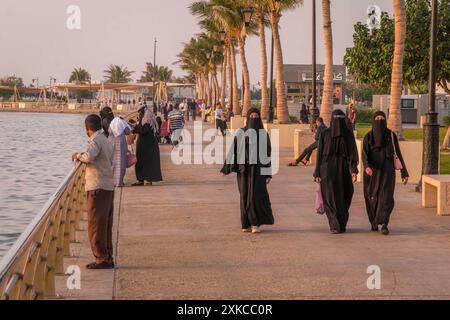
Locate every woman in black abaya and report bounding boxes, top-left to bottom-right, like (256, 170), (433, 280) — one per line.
(132, 106), (163, 186)
(221, 108), (274, 234)
(314, 109), (359, 234)
(362, 111), (409, 235)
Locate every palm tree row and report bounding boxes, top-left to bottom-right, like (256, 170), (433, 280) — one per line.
(178, 0), (302, 123)
(68, 64), (179, 84)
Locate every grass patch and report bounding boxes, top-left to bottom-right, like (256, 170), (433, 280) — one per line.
(356, 125), (447, 145)
(356, 124), (450, 174)
(440, 154), (450, 174)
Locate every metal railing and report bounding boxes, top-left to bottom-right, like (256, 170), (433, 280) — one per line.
(0, 163), (86, 300)
(0, 110), (139, 300)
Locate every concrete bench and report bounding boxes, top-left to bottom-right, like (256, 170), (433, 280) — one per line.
(422, 175), (450, 216)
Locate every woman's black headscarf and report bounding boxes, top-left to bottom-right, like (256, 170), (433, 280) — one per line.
(99, 106), (114, 136)
(325, 109), (358, 161)
(371, 110), (388, 149)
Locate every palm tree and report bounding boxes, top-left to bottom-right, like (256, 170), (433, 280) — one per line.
(387, 0), (406, 138)
(176, 34), (221, 105)
(321, 0), (333, 125)
(104, 64), (134, 83)
(261, 0), (303, 123)
(69, 67), (91, 84)
(388, 0), (406, 138)
(256, 4), (270, 120)
(190, 0), (257, 116)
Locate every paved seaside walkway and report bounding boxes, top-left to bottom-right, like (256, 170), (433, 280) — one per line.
(56, 123), (450, 299)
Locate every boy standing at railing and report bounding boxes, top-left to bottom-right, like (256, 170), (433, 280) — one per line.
(72, 114), (115, 270)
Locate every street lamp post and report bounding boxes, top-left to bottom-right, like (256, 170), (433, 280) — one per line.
(32, 77), (39, 101)
(153, 38), (157, 105)
(269, 31), (275, 123)
(422, 0), (440, 177)
(50, 77), (56, 101)
(311, 0), (319, 122)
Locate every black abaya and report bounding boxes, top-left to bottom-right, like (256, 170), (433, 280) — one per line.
(221, 108), (274, 229)
(362, 130), (408, 228)
(314, 110), (359, 233)
(134, 123), (163, 182)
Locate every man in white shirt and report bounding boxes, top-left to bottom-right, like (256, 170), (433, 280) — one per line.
(215, 103), (225, 136)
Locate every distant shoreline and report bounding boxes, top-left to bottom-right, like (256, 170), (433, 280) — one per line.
(0, 109), (98, 115)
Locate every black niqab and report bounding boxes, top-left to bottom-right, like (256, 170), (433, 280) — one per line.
(245, 108), (264, 131)
(326, 109), (357, 160)
(371, 111), (388, 149)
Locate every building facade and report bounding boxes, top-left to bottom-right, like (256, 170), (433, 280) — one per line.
(283, 64), (348, 105)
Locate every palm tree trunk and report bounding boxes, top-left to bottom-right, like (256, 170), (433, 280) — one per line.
(230, 43), (241, 115)
(388, 0), (406, 138)
(321, 0), (334, 126)
(204, 73), (211, 107)
(213, 71), (219, 107)
(196, 74), (202, 100)
(442, 125), (450, 150)
(259, 9), (269, 120)
(220, 49), (227, 107)
(269, 11), (290, 123)
(227, 44), (233, 110)
(238, 36), (251, 117)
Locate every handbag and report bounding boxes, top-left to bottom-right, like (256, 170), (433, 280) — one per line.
(126, 145), (137, 168)
(391, 132), (403, 171)
(315, 183), (325, 215)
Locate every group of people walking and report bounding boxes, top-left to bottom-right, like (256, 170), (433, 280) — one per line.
(222, 107), (409, 236)
(72, 99), (410, 269)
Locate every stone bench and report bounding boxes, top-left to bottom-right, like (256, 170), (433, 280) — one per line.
(422, 175), (450, 216)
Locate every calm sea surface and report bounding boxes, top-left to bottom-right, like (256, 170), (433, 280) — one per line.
(0, 112), (86, 260)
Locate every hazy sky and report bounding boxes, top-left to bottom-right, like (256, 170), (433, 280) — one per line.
(0, 0), (393, 86)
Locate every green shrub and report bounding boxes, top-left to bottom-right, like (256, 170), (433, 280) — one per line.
(356, 107), (375, 124)
(251, 100), (261, 110)
(443, 115), (450, 127)
(289, 116), (298, 123)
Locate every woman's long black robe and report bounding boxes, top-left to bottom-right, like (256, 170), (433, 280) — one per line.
(221, 133), (274, 229)
(362, 130), (408, 228)
(134, 123), (163, 182)
(314, 129), (359, 233)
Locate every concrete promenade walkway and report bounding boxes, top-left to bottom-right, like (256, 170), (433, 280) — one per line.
(56, 122), (450, 300)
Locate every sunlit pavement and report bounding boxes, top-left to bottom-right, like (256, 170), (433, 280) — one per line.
(56, 122), (450, 300)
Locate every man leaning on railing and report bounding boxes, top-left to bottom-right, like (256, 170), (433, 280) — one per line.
(71, 114), (115, 270)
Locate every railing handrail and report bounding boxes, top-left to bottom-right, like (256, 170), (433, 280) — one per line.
(0, 110), (138, 298)
(0, 162), (83, 281)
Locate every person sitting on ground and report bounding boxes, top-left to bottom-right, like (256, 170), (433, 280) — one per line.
(290, 117), (327, 166)
(72, 114), (115, 269)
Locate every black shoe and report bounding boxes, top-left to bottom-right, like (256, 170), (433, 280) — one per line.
(371, 226), (378, 232)
(381, 225), (389, 235)
(86, 261), (114, 269)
